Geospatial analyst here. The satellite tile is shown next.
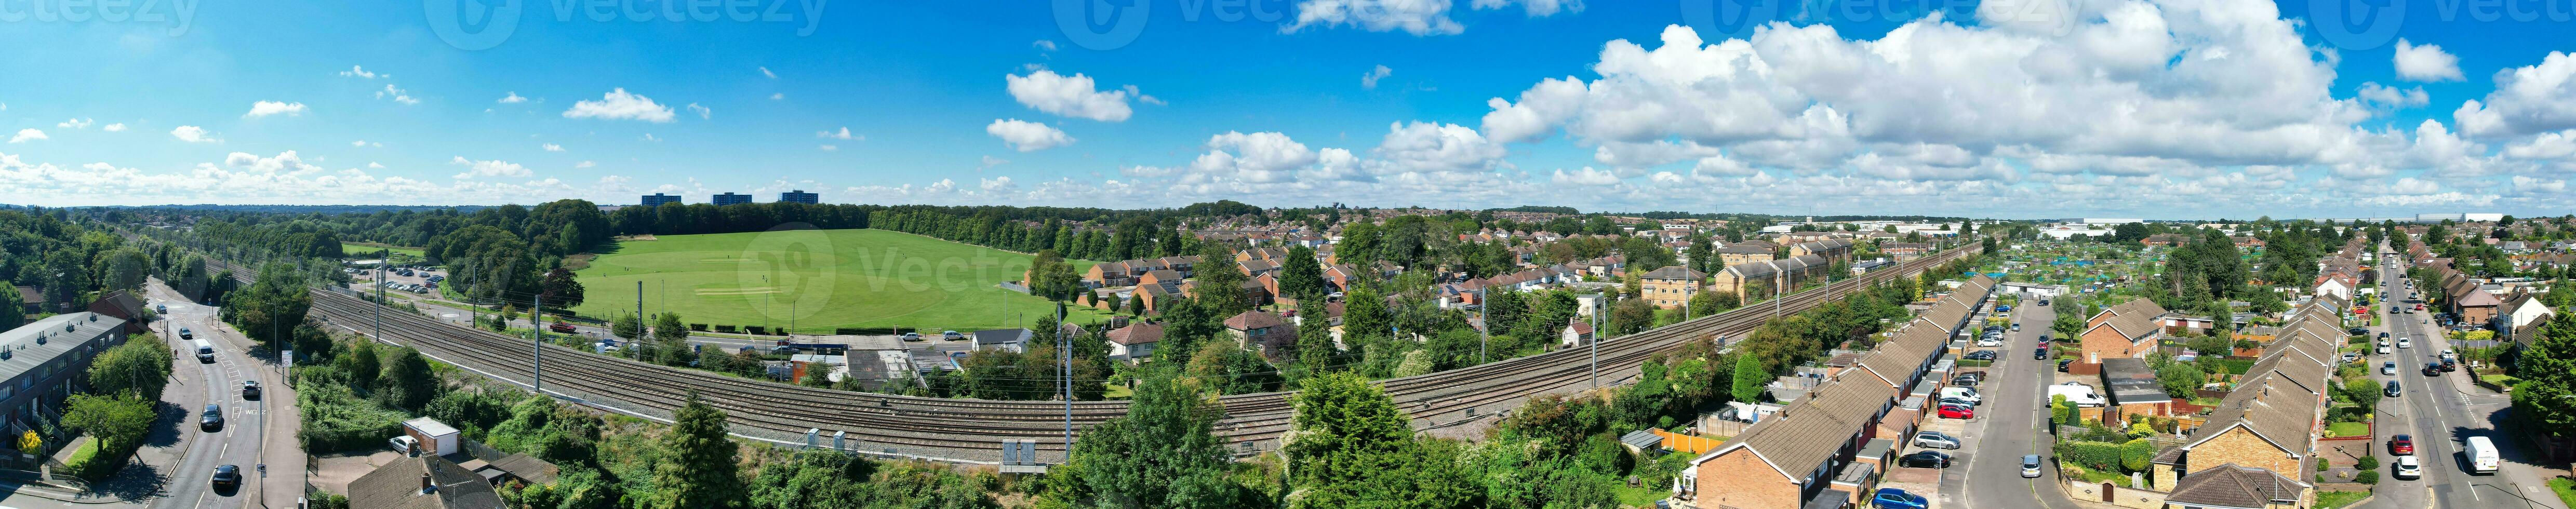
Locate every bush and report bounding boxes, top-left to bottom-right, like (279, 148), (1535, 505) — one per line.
(2355, 455), (2379, 470)
(2120, 439), (2156, 472)
(2056, 440), (2123, 472)
(298, 382), (410, 452)
(2354, 470), (2380, 484)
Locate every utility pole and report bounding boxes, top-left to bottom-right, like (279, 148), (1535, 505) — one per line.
(1477, 287), (1487, 365)
(636, 280), (644, 340)
(374, 249), (385, 342)
(1590, 295), (1600, 389)
(533, 293), (543, 394)
(1057, 303), (1072, 457)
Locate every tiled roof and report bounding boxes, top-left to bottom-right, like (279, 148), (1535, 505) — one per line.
(348, 456), (504, 509)
(1223, 311), (1286, 330)
(1640, 265), (1706, 280)
(2091, 298), (2166, 341)
(2165, 463), (2302, 508)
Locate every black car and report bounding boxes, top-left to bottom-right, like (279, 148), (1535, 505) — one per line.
(2347, 327), (2368, 336)
(2058, 358), (2073, 372)
(1951, 377), (1978, 387)
(2384, 380), (2401, 397)
(2423, 363), (2442, 377)
(2038, 300), (2050, 306)
(200, 404), (223, 431)
(1899, 450), (1953, 468)
(210, 464), (241, 489)
(1964, 350), (1997, 360)
(242, 380), (261, 399)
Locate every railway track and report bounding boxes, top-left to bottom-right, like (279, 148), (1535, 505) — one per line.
(229, 245), (1979, 463)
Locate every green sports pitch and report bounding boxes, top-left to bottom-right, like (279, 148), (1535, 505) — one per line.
(570, 229), (1103, 333)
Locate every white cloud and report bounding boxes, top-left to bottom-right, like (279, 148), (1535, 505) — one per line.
(575, 160), (596, 168)
(338, 65), (384, 79)
(2454, 51), (2576, 137)
(542, 143), (564, 152)
(1550, 167), (1623, 186)
(686, 103), (712, 119)
(376, 85), (419, 105)
(1372, 121), (1506, 173)
(8, 129), (46, 143)
(1472, 0), (1583, 16)
(1006, 70), (1137, 122)
(2393, 39), (2464, 82)
(1187, 131), (1319, 183)
(980, 155), (1010, 168)
(498, 92), (528, 104)
(1286, 0), (1464, 35)
(563, 88), (677, 123)
(56, 118), (92, 129)
(1362, 65), (1393, 89)
(102, 123), (126, 132)
(1034, 40), (1058, 51)
(2356, 83), (2430, 110)
(759, 66), (777, 79)
(368, 162), (384, 168)
(770, 92), (784, 100)
(170, 126), (218, 143)
(985, 118), (1075, 152)
(819, 144), (838, 151)
(817, 127), (861, 140)
(244, 101), (310, 118)
(448, 156), (532, 179)
(640, 133), (661, 143)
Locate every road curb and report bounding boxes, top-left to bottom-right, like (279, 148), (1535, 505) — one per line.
(0, 480), (143, 505)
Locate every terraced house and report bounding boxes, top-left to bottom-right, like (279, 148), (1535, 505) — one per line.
(1674, 276), (1994, 509)
(2152, 294), (2345, 509)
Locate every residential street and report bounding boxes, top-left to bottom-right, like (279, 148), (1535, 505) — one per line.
(140, 278), (304, 509)
(1945, 299), (2083, 509)
(2361, 247), (2566, 509)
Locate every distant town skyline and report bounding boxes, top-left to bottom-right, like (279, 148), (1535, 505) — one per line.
(3, 2), (2573, 218)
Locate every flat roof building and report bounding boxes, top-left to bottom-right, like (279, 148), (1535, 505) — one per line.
(713, 192), (753, 206)
(779, 190), (818, 204)
(0, 312), (131, 431)
(640, 193), (683, 207)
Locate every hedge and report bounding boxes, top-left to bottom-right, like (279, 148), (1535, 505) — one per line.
(2355, 455), (2379, 470)
(2056, 440), (2124, 472)
(298, 382), (410, 453)
(2354, 470), (2380, 484)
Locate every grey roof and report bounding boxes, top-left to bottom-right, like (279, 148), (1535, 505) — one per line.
(0, 312), (126, 384)
(348, 456), (505, 509)
(1639, 265), (1706, 280)
(2099, 358), (2168, 404)
(1621, 430), (1664, 451)
(2165, 463), (2302, 508)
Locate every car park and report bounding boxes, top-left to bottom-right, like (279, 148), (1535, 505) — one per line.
(2394, 456), (2421, 480)
(1912, 431), (1960, 449)
(1872, 488), (1929, 509)
(2021, 454), (2044, 478)
(1899, 451), (1953, 468)
(2390, 434), (2414, 455)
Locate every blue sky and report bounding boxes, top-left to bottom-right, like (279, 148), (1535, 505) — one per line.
(2, 0), (2573, 219)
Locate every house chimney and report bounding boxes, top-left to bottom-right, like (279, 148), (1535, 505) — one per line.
(420, 472), (435, 494)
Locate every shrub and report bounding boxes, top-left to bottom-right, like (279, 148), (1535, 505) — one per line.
(2355, 455), (2379, 470)
(298, 382), (410, 452)
(2355, 470), (2380, 484)
(2120, 439), (2156, 472)
(2056, 440), (2123, 472)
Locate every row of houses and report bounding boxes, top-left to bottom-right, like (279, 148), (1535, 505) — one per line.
(1674, 275), (1998, 509)
(2153, 293), (2349, 508)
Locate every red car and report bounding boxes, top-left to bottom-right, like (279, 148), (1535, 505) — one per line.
(2390, 434), (2414, 456)
(1939, 404), (1974, 419)
(549, 322), (578, 333)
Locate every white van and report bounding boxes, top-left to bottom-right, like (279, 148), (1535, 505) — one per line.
(1938, 387), (1981, 405)
(2465, 436), (2500, 474)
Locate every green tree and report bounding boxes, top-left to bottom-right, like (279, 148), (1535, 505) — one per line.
(1689, 290), (1741, 318)
(339, 339), (382, 392)
(1296, 299), (1336, 377)
(611, 314), (644, 341)
(0, 279), (22, 330)
(1280, 246), (1326, 301)
(650, 392), (745, 509)
(61, 395), (154, 453)
(380, 346), (439, 411)
(97, 247), (151, 292)
(87, 335), (175, 401)
(1194, 244), (1250, 316)
(2120, 438), (2155, 473)
(1285, 373), (1474, 509)
(538, 267), (585, 311)
(1730, 353), (1767, 403)
(1066, 370), (1247, 509)
(2511, 313), (2576, 437)
(2155, 363), (2205, 397)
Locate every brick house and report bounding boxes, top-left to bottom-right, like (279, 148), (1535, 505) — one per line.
(1715, 244), (1778, 267)
(1106, 322), (1163, 363)
(2153, 297), (2341, 509)
(1710, 254), (1830, 299)
(2078, 298), (2167, 366)
(1787, 238), (1853, 263)
(1637, 266), (1707, 310)
(1224, 311), (1299, 358)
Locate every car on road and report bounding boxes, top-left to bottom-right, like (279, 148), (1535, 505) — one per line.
(2423, 363), (2442, 377)
(242, 380), (261, 399)
(2382, 362), (2397, 375)
(211, 464), (241, 489)
(2440, 358), (2457, 371)
(1871, 488), (1929, 509)
(178, 327), (193, 340)
(200, 404), (223, 431)
(2035, 347), (2048, 360)
(1912, 431), (1960, 449)
(2384, 380), (2401, 397)
(1964, 350), (1997, 360)
(1938, 404), (1973, 420)
(1898, 451), (1952, 468)
(549, 322), (578, 333)
(2393, 455), (2421, 480)
(942, 330), (965, 341)
(2010, 323), (2021, 332)
(156, 304), (168, 314)
(2397, 338), (2411, 349)
(2390, 434), (2414, 455)
(901, 332), (924, 342)
(2021, 454), (2044, 478)
(2377, 344), (2391, 355)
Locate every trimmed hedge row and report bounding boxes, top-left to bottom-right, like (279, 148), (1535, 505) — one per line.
(2056, 440), (2124, 473)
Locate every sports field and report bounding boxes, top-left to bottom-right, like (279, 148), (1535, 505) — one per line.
(342, 242), (425, 258)
(569, 229), (1103, 333)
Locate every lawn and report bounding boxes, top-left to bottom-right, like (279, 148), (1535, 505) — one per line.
(2325, 421), (2370, 438)
(2550, 477), (2576, 508)
(569, 229), (1109, 333)
(2315, 490), (2370, 509)
(342, 242), (425, 258)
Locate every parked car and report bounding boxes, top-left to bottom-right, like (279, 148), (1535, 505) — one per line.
(2038, 299), (2050, 306)
(2440, 358), (2458, 371)
(200, 404), (224, 431)
(900, 332), (924, 342)
(2348, 327), (2368, 336)
(942, 330), (965, 341)
(2390, 434), (2414, 455)
(2382, 362), (2398, 376)
(211, 464), (241, 489)
(2021, 454), (2044, 478)
(1872, 488), (1929, 509)
(1938, 397), (1978, 409)
(1938, 404), (1974, 419)
(2394, 455), (2422, 480)
(2341, 352), (2361, 363)
(2058, 358), (2073, 372)
(1912, 431), (1960, 450)
(390, 435), (419, 454)
(1965, 350), (1997, 360)
(1976, 338), (2004, 347)
(2035, 348), (2048, 360)
(1996, 305), (2012, 313)
(2384, 380), (2401, 397)
(1899, 451), (1953, 468)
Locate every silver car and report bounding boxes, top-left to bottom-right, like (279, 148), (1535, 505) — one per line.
(1913, 431), (1961, 449)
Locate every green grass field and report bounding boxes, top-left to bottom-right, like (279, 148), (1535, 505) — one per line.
(569, 229), (1104, 333)
(342, 242), (425, 258)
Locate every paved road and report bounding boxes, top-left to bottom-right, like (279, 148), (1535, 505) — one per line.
(1946, 300), (2083, 509)
(2361, 248), (2566, 509)
(141, 279), (301, 509)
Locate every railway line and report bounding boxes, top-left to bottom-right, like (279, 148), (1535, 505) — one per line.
(221, 244), (1978, 463)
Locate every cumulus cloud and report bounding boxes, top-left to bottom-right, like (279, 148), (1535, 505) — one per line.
(2454, 51), (2576, 137)
(376, 85), (419, 105)
(498, 92), (528, 104)
(563, 88), (677, 123)
(985, 118), (1074, 151)
(449, 156), (532, 180)
(8, 129), (45, 143)
(817, 127), (861, 140)
(102, 123), (126, 132)
(1286, 0), (1464, 35)
(542, 143), (564, 152)
(1006, 70), (1137, 122)
(2394, 39), (2464, 82)
(1361, 65), (1393, 89)
(56, 118), (92, 129)
(244, 101), (309, 118)
(1032, 40), (1057, 51)
(2356, 83), (2430, 110)
(338, 65), (384, 79)
(980, 155), (1010, 168)
(170, 126), (218, 143)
